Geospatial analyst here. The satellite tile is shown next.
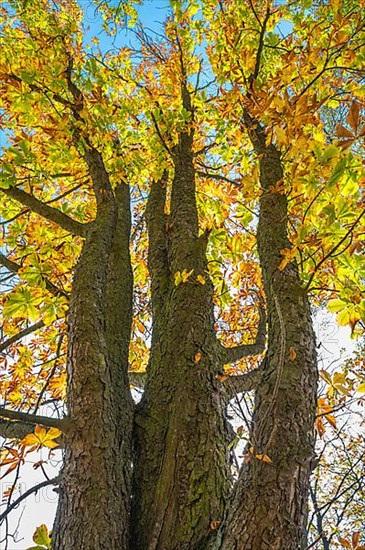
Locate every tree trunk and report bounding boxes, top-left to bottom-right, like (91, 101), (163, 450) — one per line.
(217, 126), (318, 549)
(131, 93), (232, 549)
(52, 154), (133, 550)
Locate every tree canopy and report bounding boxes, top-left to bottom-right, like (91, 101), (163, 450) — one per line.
(0, 1), (364, 549)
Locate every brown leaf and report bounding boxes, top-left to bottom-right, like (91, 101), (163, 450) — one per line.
(338, 537), (352, 549)
(338, 138), (356, 150)
(352, 532), (360, 548)
(346, 102), (360, 134)
(335, 124), (354, 138)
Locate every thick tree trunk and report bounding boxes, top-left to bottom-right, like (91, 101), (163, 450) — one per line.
(52, 155), (133, 550)
(131, 103), (231, 549)
(218, 128), (318, 549)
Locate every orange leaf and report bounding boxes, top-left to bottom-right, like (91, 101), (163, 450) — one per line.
(195, 352), (202, 363)
(210, 520), (221, 530)
(0, 461), (19, 479)
(338, 537), (352, 549)
(315, 417), (325, 438)
(255, 453), (272, 463)
(338, 138), (356, 150)
(352, 532), (360, 548)
(289, 347), (297, 361)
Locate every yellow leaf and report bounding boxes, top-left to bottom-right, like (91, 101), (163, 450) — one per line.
(256, 453), (272, 463)
(289, 347), (297, 361)
(175, 269), (194, 285)
(21, 425), (61, 451)
(174, 271), (182, 286)
(181, 269), (194, 283)
(319, 370), (332, 385)
(355, 383), (365, 393)
(197, 274), (206, 285)
(195, 352), (202, 363)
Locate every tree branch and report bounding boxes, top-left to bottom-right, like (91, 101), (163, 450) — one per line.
(222, 366), (263, 400)
(0, 320), (45, 353)
(0, 419), (37, 440)
(0, 477), (60, 523)
(0, 407), (67, 430)
(0, 253), (20, 274)
(218, 306), (266, 364)
(0, 252), (68, 299)
(1, 187), (88, 237)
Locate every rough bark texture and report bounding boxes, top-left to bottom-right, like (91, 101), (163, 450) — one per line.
(217, 124), (318, 550)
(51, 151), (133, 550)
(131, 86), (232, 550)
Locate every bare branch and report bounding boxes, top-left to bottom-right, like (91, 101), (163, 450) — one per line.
(0, 477), (60, 523)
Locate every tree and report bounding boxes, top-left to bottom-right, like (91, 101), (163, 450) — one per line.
(0, 1), (364, 549)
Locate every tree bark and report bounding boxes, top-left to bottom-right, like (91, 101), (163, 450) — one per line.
(131, 87), (232, 550)
(217, 123), (318, 550)
(51, 153), (133, 550)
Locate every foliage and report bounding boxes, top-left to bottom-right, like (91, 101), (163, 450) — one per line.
(0, 0), (364, 547)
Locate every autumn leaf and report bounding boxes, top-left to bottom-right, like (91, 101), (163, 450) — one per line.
(27, 523), (51, 549)
(289, 347), (297, 361)
(174, 269), (194, 286)
(197, 274), (206, 285)
(338, 537), (352, 549)
(346, 102), (360, 134)
(21, 426), (61, 452)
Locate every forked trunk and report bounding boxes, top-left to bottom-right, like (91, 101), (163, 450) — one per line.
(131, 127), (231, 549)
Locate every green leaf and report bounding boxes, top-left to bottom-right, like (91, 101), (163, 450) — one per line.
(32, 524), (51, 548)
(4, 287), (42, 322)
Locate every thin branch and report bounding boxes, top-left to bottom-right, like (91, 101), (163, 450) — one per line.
(0, 477), (60, 523)
(0, 320), (45, 353)
(305, 208), (365, 290)
(249, 8), (271, 88)
(150, 111), (173, 156)
(196, 170), (241, 186)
